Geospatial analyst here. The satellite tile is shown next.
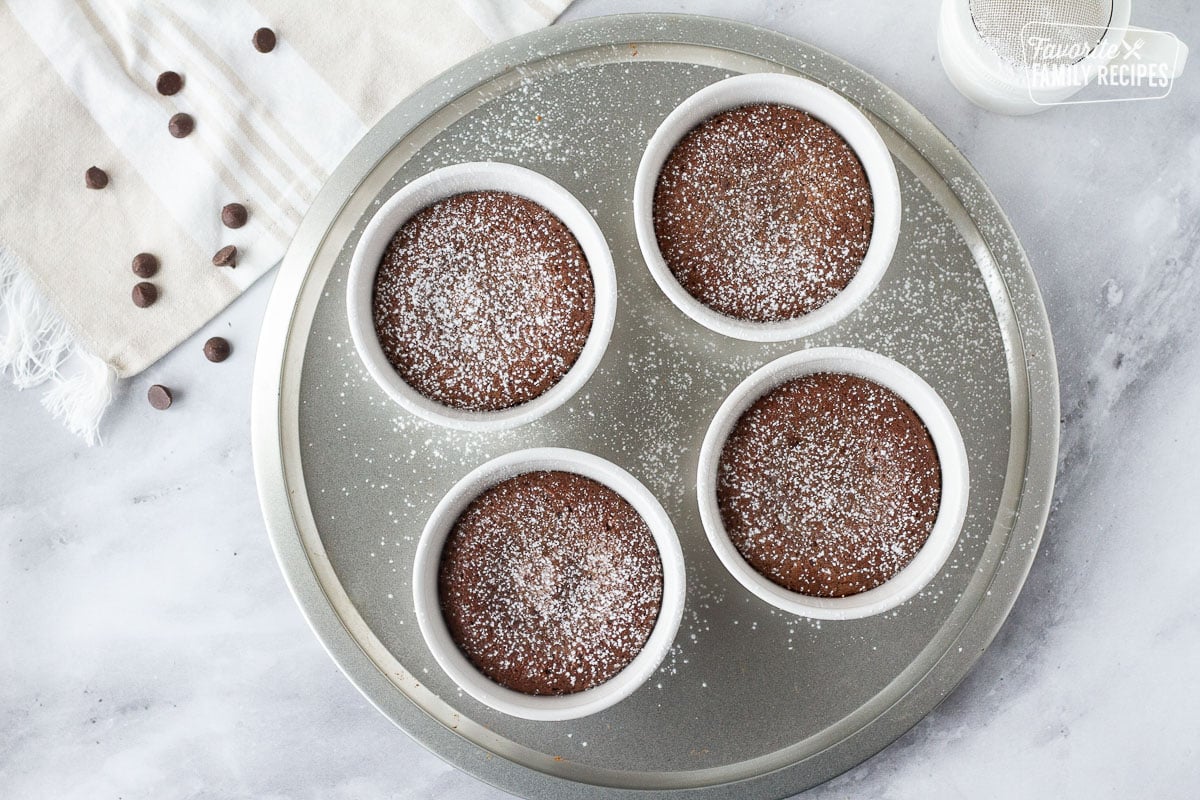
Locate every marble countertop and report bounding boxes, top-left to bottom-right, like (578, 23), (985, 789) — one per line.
(4, 1), (1199, 797)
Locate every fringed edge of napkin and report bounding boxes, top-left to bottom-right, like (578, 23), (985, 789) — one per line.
(0, 246), (115, 445)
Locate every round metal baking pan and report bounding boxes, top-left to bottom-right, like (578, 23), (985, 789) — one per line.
(251, 13), (1059, 798)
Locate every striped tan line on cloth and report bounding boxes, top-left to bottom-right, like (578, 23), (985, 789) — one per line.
(78, 0), (308, 234)
(74, 0), (298, 241)
(148, 2), (327, 197)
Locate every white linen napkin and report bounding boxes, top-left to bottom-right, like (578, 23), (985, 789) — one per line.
(0, 0), (570, 443)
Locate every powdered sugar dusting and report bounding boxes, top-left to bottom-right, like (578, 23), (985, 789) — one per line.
(294, 54), (1031, 770)
(372, 191), (593, 411)
(653, 103), (874, 322)
(718, 373), (941, 597)
(439, 470), (663, 695)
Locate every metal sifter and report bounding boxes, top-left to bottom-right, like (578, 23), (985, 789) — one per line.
(938, 0), (1188, 113)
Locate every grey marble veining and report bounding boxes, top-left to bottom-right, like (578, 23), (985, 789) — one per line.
(3, 1), (1198, 798)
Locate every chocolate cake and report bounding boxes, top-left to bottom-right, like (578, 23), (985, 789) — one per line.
(653, 103), (874, 323)
(717, 373), (941, 597)
(372, 191), (594, 412)
(438, 470), (663, 695)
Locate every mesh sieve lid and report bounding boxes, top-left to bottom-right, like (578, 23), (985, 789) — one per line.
(969, 0), (1115, 67)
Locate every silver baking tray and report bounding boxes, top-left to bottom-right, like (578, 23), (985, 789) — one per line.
(251, 14), (1059, 799)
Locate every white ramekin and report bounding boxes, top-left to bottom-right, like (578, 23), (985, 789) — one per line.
(413, 447), (686, 721)
(697, 347), (969, 619)
(633, 73), (902, 342)
(347, 162), (616, 431)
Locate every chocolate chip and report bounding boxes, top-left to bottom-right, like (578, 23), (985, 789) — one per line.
(252, 27), (276, 53)
(212, 245), (238, 267)
(85, 166), (108, 189)
(147, 384), (173, 410)
(168, 112), (194, 138)
(203, 336), (231, 362)
(221, 203), (248, 229)
(131, 252), (159, 278)
(132, 282), (158, 308)
(156, 71), (184, 96)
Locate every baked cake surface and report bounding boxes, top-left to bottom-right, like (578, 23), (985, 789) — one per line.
(439, 470), (664, 695)
(654, 103), (874, 323)
(717, 373), (941, 597)
(373, 190), (594, 411)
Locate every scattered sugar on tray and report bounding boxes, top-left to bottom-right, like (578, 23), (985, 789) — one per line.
(296, 59), (1021, 740)
(417, 76), (654, 174)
